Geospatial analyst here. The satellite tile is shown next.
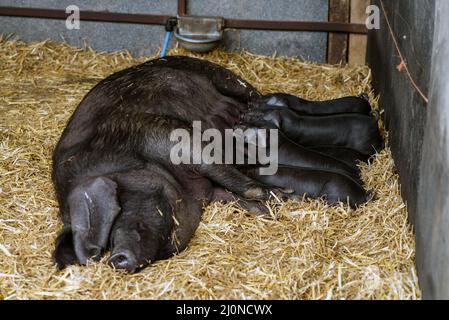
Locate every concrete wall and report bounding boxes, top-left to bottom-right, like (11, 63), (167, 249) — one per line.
(187, 0), (328, 62)
(0, 0), (328, 61)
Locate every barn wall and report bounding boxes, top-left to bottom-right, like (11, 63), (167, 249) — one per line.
(416, 0), (449, 300)
(368, 0), (449, 299)
(0, 0), (328, 61)
(367, 0), (434, 225)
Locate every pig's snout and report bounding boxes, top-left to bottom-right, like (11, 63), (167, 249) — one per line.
(108, 250), (138, 273)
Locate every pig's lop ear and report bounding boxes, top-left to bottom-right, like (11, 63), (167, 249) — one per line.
(53, 225), (77, 269)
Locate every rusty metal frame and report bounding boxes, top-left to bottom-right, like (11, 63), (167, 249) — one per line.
(0, 5), (367, 34)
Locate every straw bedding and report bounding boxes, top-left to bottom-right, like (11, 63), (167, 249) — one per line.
(0, 36), (420, 299)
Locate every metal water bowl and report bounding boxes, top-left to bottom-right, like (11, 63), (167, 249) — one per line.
(174, 16), (224, 53)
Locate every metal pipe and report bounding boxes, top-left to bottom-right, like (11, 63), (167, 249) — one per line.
(225, 19), (367, 34)
(0, 6), (169, 25)
(0, 6), (367, 34)
(177, 0), (187, 16)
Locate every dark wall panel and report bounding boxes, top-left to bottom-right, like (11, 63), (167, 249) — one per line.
(367, 0), (434, 225)
(368, 0), (449, 299)
(416, 0), (449, 300)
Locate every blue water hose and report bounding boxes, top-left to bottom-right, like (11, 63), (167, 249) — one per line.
(160, 31), (171, 58)
(160, 17), (178, 58)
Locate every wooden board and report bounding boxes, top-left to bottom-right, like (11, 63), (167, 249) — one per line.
(327, 0), (350, 64)
(349, 0), (369, 65)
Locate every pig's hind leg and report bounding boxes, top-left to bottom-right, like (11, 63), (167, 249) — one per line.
(53, 176), (121, 268)
(155, 56), (261, 104)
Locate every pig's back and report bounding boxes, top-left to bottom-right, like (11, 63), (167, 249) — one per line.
(55, 56), (258, 157)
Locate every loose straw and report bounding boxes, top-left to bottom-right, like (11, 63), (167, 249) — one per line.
(0, 37), (420, 299)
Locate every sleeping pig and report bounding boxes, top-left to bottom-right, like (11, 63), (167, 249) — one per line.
(52, 56), (380, 273)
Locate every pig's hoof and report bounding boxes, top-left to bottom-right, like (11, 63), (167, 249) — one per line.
(243, 187), (266, 200)
(243, 186), (294, 201)
(108, 250), (137, 273)
(240, 200), (270, 216)
(269, 188), (294, 201)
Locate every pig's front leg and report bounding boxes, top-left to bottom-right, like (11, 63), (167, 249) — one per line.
(198, 163), (288, 200)
(132, 114), (291, 201)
